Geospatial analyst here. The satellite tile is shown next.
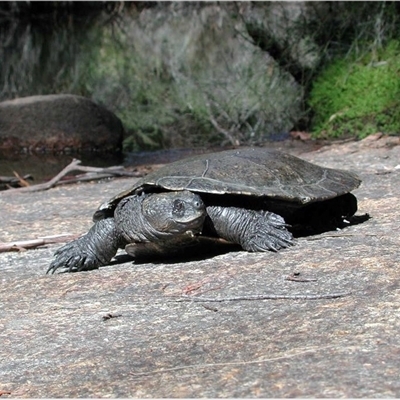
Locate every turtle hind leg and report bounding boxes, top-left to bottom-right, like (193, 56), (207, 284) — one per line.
(288, 193), (364, 236)
(47, 218), (121, 274)
(206, 206), (294, 252)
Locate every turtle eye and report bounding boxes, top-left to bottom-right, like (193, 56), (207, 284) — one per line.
(193, 200), (202, 209)
(172, 199), (185, 217)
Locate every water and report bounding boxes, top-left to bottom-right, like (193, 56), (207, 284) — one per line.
(0, 148), (212, 187)
(0, 142), (319, 188)
(0, 152), (123, 186)
(124, 148), (213, 167)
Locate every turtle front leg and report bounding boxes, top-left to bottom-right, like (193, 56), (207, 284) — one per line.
(206, 206), (293, 252)
(47, 218), (122, 274)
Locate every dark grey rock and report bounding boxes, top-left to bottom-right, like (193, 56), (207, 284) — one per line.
(0, 94), (124, 153)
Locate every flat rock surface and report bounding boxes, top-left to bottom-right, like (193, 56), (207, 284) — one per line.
(1, 135), (400, 397)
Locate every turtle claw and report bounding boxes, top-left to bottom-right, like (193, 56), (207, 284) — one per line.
(241, 211), (294, 253)
(48, 254), (99, 274)
(46, 236), (103, 274)
(47, 218), (120, 274)
(206, 206), (294, 253)
(47, 241), (100, 274)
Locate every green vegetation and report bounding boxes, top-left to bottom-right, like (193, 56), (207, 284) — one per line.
(3, 2), (400, 147)
(309, 41), (400, 138)
(80, 14), (301, 151)
(80, 28), (217, 151)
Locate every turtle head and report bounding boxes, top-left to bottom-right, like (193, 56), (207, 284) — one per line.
(142, 191), (206, 235)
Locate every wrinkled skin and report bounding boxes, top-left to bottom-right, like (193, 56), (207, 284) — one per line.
(48, 190), (293, 273)
(48, 148), (363, 274)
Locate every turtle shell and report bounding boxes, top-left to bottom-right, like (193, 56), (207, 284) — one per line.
(93, 148), (361, 221)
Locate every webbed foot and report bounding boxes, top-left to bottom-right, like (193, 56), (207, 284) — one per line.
(47, 218), (120, 274)
(47, 239), (102, 274)
(206, 206), (294, 253)
(242, 210), (293, 252)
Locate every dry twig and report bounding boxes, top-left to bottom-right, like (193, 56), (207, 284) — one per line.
(174, 292), (351, 302)
(1, 159), (142, 194)
(0, 234), (80, 252)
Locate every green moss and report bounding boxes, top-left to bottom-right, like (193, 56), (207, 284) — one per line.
(309, 40), (400, 138)
(78, 27), (219, 151)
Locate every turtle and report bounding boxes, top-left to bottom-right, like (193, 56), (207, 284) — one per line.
(47, 147), (363, 274)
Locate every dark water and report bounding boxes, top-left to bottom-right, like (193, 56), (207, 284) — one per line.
(0, 152), (123, 185)
(124, 148), (214, 167)
(0, 148), (213, 186)
(0, 142), (318, 187)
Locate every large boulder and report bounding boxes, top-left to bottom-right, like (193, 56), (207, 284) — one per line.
(237, 2), (327, 77)
(0, 94), (124, 153)
(99, 3), (303, 146)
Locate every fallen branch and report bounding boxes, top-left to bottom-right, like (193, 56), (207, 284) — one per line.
(174, 292), (351, 302)
(12, 170), (32, 187)
(0, 234), (79, 252)
(0, 173), (33, 189)
(2, 159), (143, 194)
